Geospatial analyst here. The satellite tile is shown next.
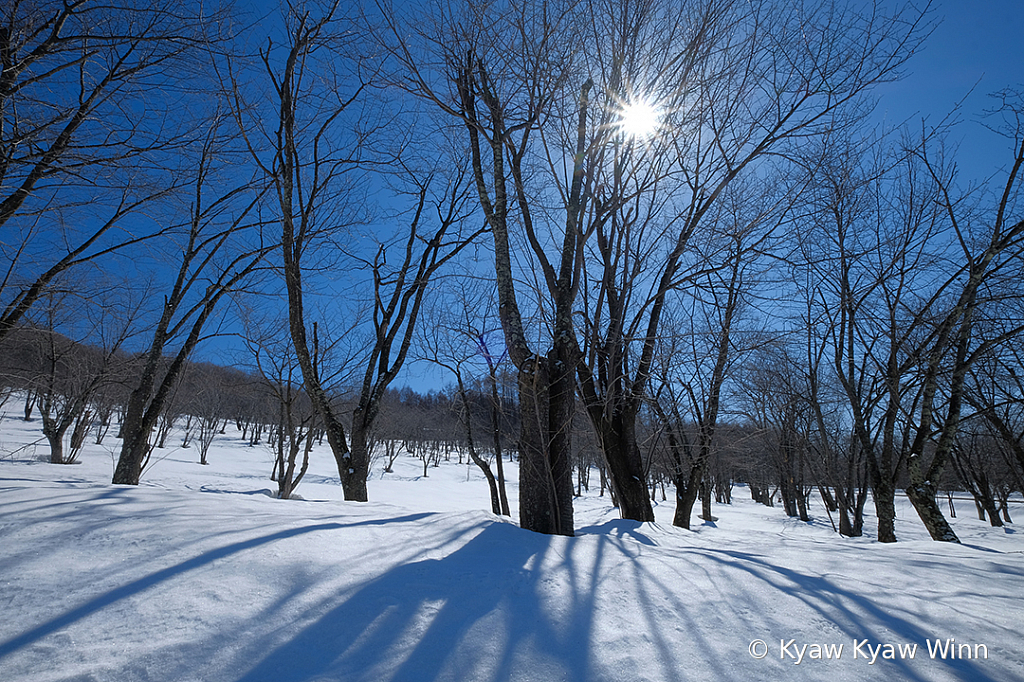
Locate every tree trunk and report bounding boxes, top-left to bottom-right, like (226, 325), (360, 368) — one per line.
(23, 389), (35, 421)
(853, 486), (867, 536)
(457, 374), (502, 515)
(672, 467), (701, 530)
(796, 490), (809, 522)
(69, 410), (91, 461)
(831, 486), (861, 537)
(44, 428), (65, 464)
(517, 355), (574, 536)
(906, 483), (960, 542)
(597, 416), (655, 523)
(700, 477), (714, 523)
(867, 463), (898, 542)
(113, 382), (162, 484)
(488, 373), (511, 516)
(342, 410), (372, 502)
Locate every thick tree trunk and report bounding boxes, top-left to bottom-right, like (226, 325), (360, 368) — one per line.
(832, 486), (863, 538)
(959, 469), (1004, 528)
(905, 483), (960, 542)
(673, 474), (699, 529)
(45, 429), (65, 464)
(517, 355), (574, 536)
(870, 480), (897, 542)
(342, 411), (372, 502)
(796, 491), (809, 522)
(597, 416), (655, 523)
(114, 371), (164, 485)
(838, 506), (855, 537)
(983, 495), (1003, 527)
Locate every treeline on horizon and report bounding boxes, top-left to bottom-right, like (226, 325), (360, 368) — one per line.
(1, 321), (1018, 537)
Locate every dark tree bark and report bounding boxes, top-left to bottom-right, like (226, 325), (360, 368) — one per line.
(112, 120), (267, 485)
(251, 5), (481, 502)
(449, 54), (589, 535)
(0, 1), (222, 343)
(451, 373), (502, 515)
(381, 0), (929, 533)
(902, 125), (1024, 542)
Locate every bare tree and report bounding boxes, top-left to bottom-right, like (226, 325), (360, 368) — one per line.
(794, 128), (944, 542)
(377, 0), (595, 535)
(244, 319), (316, 500)
(948, 425), (1012, 527)
(0, 0), (226, 341)
(379, 0), (930, 533)
(965, 341), (1024, 495)
(192, 364), (226, 466)
(734, 344), (817, 521)
(233, 1), (483, 501)
(418, 282), (510, 516)
(111, 114), (270, 485)
(898, 95), (1024, 541)
(572, 0), (931, 527)
(792, 85), (1024, 543)
(10, 281), (135, 464)
(649, 208), (767, 529)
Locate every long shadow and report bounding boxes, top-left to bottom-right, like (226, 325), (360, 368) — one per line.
(6, 496), (1016, 681)
(692, 546), (1005, 682)
(0, 485), (135, 515)
(0, 513), (435, 661)
(0, 487), (148, 571)
(573, 522), (1015, 681)
(576, 519), (656, 546)
(233, 518), (1019, 682)
(234, 522), (606, 682)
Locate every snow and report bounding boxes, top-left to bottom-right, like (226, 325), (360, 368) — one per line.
(1, 413), (1022, 681)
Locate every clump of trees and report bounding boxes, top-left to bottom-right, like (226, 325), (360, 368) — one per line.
(1, 0), (1021, 543)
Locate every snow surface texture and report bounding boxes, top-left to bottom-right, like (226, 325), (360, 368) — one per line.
(1, 415), (1022, 682)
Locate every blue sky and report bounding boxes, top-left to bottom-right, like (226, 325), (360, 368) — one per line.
(200, 0), (1024, 394)
(872, 0), (1023, 180)
(398, 1), (1024, 393)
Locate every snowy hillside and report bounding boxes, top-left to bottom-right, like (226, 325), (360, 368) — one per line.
(1, 414), (1022, 682)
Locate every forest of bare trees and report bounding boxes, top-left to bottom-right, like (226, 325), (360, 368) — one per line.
(2, 0), (1022, 543)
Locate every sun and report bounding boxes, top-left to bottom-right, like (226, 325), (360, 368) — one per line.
(618, 98), (662, 139)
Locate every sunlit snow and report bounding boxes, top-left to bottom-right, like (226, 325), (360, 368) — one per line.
(1, 411), (1021, 681)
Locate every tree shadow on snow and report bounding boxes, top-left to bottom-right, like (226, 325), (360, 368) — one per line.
(230, 519), (1016, 682)
(691, 546), (1005, 682)
(0, 513), (436, 663)
(233, 521), (610, 682)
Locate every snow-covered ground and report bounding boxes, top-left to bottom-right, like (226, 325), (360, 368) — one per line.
(1, 412), (1022, 682)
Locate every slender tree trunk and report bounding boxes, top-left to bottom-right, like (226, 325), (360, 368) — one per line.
(456, 374), (502, 515)
(488, 373), (511, 516)
(23, 389), (35, 421)
(700, 476), (714, 522)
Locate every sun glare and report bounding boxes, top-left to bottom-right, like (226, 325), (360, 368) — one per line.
(618, 99), (662, 139)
